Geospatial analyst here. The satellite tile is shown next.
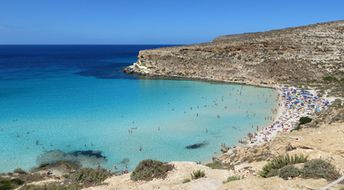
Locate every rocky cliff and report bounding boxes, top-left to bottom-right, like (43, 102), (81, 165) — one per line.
(125, 21), (344, 86)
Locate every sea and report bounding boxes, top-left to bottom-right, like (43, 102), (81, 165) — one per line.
(0, 45), (278, 172)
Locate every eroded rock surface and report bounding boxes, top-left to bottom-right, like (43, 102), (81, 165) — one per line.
(126, 21), (344, 86)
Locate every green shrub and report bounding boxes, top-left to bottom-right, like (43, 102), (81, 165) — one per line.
(301, 159), (340, 181)
(0, 177), (24, 190)
(223, 176), (241, 183)
(0, 172), (43, 189)
(299, 117), (312, 125)
(323, 76), (339, 83)
(260, 163), (276, 178)
(0, 178), (12, 190)
(191, 170), (205, 180)
(130, 160), (174, 181)
(265, 169), (279, 178)
(259, 154), (308, 178)
(205, 161), (230, 169)
(278, 165), (300, 180)
(70, 168), (112, 187)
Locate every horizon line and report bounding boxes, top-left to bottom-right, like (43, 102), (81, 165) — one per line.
(0, 44), (184, 46)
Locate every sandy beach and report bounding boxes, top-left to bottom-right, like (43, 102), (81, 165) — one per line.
(249, 86), (331, 145)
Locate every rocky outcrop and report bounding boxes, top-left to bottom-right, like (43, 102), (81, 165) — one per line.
(125, 21), (344, 86)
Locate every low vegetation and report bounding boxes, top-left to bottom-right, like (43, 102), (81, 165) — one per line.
(69, 167), (112, 187)
(183, 170), (207, 183)
(323, 76), (339, 83)
(0, 161), (113, 190)
(18, 167), (111, 190)
(0, 170), (44, 190)
(278, 165), (300, 180)
(260, 155), (341, 182)
(205, 160), (231, 170)
(130, 159), (174, 181)
(223, 176), (241, 183)
(293, 116), (313, 131)
(0, 177), (24, 190)
(301, 159), (340, 181)
(190, 170), (206, 180)
(307, 75), (344, 97)
(20, 183), (79, 190)
(299, 117), (312, 125)
(259, 154), (308, 178)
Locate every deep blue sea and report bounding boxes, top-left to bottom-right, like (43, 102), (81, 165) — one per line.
(0, 45), (277, 172)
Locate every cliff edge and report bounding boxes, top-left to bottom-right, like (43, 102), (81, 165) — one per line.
(125, 21), (344, 87)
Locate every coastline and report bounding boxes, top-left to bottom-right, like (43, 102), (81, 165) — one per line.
(83, 63), (344, 190)
(125, 63), (279, 89)
(126, 64), (332, 147)
(2, 20), (343, 189)
(240, 87), (283, 146)
(246, 86), (331, 145)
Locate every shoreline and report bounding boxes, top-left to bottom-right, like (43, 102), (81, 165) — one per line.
(125, 64), (333, 152)
(245, 86), (283, 146)
(226, 85), (331, 147)
(125, 63), (279, 90)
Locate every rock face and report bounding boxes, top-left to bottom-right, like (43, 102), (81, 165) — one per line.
(126, 21), (344, 85)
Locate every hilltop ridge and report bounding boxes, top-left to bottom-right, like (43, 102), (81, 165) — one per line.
(125, 20), (344, 90)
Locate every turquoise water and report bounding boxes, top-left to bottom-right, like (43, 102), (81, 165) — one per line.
(0, 45), (277, 172)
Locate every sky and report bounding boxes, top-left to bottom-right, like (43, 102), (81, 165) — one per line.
(0, 0), (343, 44)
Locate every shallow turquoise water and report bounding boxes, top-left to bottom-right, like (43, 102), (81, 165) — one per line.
(0, 75), (277, 172)
(0, 45), (278, 172)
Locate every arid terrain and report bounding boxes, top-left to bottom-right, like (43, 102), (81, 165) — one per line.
(126, 21), (344, 85)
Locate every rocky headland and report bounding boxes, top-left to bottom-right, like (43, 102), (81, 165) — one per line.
(125, 20), (344, 91)
(1, 21), (343, 190)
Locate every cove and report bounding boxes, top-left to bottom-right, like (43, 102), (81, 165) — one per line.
(0, 45), (278, 172)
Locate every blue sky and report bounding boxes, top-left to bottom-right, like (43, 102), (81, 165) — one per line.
(0, 0), (343, 44)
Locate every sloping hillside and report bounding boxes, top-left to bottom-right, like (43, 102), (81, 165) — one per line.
(125, 21), (344, 87)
